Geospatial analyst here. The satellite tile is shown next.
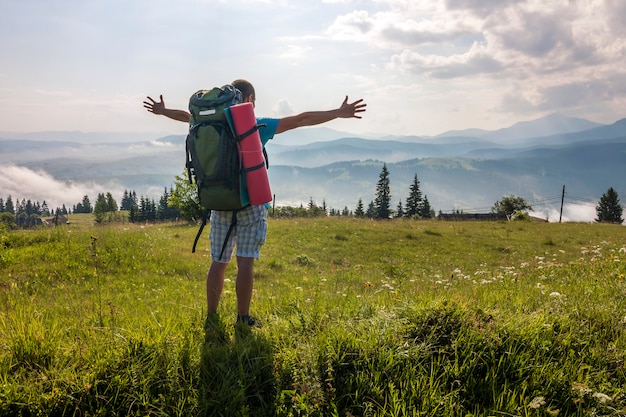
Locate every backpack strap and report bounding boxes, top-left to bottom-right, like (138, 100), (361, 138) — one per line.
(263, 147), (269, 169)
(192, 208), (211, 253)
(234, 123), (266, 142)
(191, 208), (242, 260)
(218, 210), (239, 261)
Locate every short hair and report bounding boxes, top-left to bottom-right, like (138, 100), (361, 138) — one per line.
(231, 79), (255, 101)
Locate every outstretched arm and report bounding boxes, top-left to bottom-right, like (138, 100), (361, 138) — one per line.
(143, 95), (191, 123)
(276, 96), (366, 134)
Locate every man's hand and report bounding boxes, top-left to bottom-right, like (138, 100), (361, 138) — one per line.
(143, 95), (166, 115)
(338, 96), (367, 119)
(275, 95), (368, 134)
(142, 95), (191, 123)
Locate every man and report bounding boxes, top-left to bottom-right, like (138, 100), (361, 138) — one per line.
(144, 79), (366, 327)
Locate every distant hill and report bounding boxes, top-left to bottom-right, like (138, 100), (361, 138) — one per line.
(2, 114), (624, 221)
(0, 131), (170, 143)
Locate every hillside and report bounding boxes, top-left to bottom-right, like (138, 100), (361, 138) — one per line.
(1, 219), (625, 415)
(1, 115), (624, 220)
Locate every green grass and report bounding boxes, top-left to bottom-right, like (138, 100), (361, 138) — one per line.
(1, 218), (625, 416)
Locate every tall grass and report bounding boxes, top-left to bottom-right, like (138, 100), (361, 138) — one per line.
(0, 217), (624, 416)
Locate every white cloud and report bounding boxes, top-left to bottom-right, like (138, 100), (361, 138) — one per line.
(444, 0), (523, 17)
(532, 203), (597, 223)
(272, 99), (295, 117)
(0, 0), (624, 136)
(0, 165), (123, 210)
(389, 43), (503, 78)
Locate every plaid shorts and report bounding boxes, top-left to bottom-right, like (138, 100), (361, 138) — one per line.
(209, 204), (268, 262)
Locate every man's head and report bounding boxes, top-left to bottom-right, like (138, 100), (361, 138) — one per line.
(232, 79), (255, 105)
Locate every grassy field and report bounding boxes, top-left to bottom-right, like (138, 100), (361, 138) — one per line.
(0, 216), (625, 416)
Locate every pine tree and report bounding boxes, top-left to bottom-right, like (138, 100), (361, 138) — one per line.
(83, 195), (93, 213)
(41, 201), (50, 216)
(366, 201), (375, 218)
(120, 190), (131, 211)
(420, 195), (433, 219)
(25, 199), (34, 216)
(354, 198), (365, 217)
(129, 203), (138, 223)
(158, 188), (170, 220)
(5, 196), (14, 214)
(75, 195), (93, 214)
(595, 187), (623, 224)
(374, 163), (391, 219)
(106, 193), (118, 212)
(405, 174), (423, 218)
(94, 193), (109, 223)
(139, 196), (157, 221)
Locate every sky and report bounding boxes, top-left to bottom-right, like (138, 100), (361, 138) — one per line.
(1, 0), (625, 138)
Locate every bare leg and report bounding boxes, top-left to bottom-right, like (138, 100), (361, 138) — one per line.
(235, 256), (255, 316)
(206, 261), (228, 314)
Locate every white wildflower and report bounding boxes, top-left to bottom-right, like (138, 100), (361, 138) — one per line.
(593, 392), (612, 403)
(549, 292), (561, 298)
(529, 396), (546, 409)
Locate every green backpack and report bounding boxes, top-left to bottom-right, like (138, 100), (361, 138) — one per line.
(185, 85), (266, 254)
(186, 85), (243, 212)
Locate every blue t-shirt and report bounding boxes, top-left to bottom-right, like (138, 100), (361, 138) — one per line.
(257, 117), (279, 147)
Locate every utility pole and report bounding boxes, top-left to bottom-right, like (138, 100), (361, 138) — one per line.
(559, 185), (565, 223)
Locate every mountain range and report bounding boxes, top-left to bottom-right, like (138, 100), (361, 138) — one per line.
(0, 113), (624, 222)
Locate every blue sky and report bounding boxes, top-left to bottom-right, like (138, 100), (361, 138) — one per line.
(1, 0), (625, 137)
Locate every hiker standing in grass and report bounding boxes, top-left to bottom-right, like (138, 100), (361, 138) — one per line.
(144, 79), (366, 327)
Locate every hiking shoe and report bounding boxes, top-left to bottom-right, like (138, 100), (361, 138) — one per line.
(236, 315), (262, 328)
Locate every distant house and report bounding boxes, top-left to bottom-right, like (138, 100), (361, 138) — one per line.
(437, 212), (508, 221)
(42, 214), (69, 226)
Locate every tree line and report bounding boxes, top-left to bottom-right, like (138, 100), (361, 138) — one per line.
(262, 164), (434, 219)
(361, 164), (435, 219)
(0, 188), (181, 229)
(1, 168), (622, 229)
